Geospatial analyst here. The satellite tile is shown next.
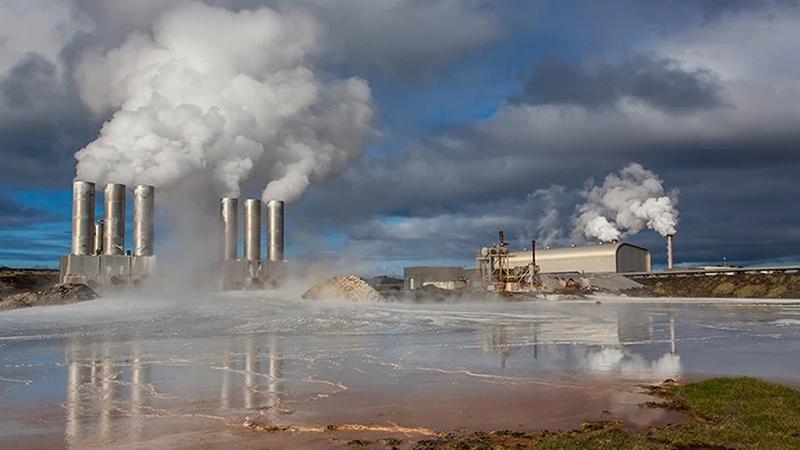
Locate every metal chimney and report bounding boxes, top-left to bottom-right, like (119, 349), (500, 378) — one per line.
(243, 199), (261, 261)
(266, 200), (284, 262)
(220, 197), (238, 260)
(103, 183), (126, 255)
(93, 220), (104, 255)
(132, 185), (155, 256)
(667, 234), (674, 270)
(70, 181), (95, 256)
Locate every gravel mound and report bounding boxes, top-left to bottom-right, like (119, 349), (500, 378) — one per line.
(303, 275), (383, 301)
(0, 283), (98, 311)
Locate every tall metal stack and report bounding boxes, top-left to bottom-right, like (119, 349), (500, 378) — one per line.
(667, 234), (674, 270)
(218, 196), (287, 290)
(60, 181), (157, 287)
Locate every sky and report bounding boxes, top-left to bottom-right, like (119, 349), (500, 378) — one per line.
(1, 0), (799, 274)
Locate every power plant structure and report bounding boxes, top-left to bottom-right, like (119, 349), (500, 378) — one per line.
(60, 181), (155, 286)
(218, 197), (286, 290)
(60, 180), (287, 290)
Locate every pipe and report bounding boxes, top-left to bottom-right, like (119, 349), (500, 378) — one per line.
(266, 200), (284, 262)
(220, 197), (238, 260)
(103, 183), (126, 255)
(531, 240), (536, 266)
(243, 199), (262, 261)
(132, 185), (155, 257)
(71, 181), (95, 255)
(93, 220), (105, 255)
(667, 234), (674, 270)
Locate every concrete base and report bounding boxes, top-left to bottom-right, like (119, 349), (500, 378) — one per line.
(60, 254), (156, 288)
(218, 260), (286, 290)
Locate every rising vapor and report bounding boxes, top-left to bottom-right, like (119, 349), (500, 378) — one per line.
(574, 163), (679, 242)
(74, 1), (374, 202)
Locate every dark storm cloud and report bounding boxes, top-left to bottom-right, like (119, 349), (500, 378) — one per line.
(0, 193), (54, 228)
(516, 56), (725, 112)
(0, 53), (58, 108)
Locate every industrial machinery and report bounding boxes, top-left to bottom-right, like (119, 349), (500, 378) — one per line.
(60, 181), (155, 287)
(476, 231), (540, 292)
(218, 197), (286, 290)
(60, 180), (288, 291)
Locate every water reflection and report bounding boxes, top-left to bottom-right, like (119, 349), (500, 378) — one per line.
(62, 334), (283, 449)
(479, 307), (681, 378)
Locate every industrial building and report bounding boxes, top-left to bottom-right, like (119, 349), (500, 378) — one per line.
(506, 242), (651, 274)
(404, 266), (467, 290)
(59, 180), (287, 290)
(60, 181), (155, 287)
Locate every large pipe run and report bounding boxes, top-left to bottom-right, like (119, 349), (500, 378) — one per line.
(266, 200), (284, 262)
(243, 199), (262, 261)
(93, 220), (104, 255)
(71, 181), (95, 255)
(132, 185), (155, 256)
(667, 234), (674, 270)
(220, 198), (238, 260)
(103, 183), (126, 255)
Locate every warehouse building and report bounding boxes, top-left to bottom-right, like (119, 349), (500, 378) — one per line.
(507, 242), (651, 274)
(403, 266), (466, 290)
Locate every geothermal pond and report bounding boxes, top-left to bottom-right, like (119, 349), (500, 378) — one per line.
(1, 293), (799, 449)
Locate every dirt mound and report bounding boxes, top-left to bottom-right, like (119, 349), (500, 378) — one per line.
(625, 272), (800, 299)
(303, 275), (383, 301)
(0, 283), (98, 311)
(0, 268), (60, 299)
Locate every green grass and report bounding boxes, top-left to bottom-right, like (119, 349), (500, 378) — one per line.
(414, 377), (800, 449)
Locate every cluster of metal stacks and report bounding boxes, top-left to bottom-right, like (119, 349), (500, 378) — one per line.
(60, 181), (155, 286)
(218, 197), (286, 289)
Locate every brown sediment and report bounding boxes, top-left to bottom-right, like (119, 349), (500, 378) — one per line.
(624, 272), (800, 299)
(0, 283), (97, 311)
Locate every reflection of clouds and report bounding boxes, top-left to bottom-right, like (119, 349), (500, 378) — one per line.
(586, 347), (682, 379)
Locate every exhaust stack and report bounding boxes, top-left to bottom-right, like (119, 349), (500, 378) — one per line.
(266, 200), (284, 262)
(70, 181), (95, 256)
(93, 220), (104, 255)
(103, 183), (126, 255)
(667, 234), (674, 270)
(132, 185), (155, 256)
(243, 199), (262, 261)
(220, 197), (238, 261)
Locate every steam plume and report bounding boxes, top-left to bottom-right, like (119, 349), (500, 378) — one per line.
(574, 163), (678, 241)
(74, 2), (374, 202)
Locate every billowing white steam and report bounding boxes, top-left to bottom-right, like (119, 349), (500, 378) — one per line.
(74, 2), (374, 202)
(574, 163), (678, 242)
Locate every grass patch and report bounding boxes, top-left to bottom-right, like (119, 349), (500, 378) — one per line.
(413, 377), (800, 449)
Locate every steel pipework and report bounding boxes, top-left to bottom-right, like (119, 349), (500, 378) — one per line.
(103, 183), (126, 255)
(132, 185), (155, 256)
(220, 197), (239, 260)
(243, 199), (262, 261)
(266, 200), (284, 262)
(71, 181), (96, 255)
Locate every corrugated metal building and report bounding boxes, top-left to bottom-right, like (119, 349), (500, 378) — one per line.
(506, 242), (651, 274)
(403, 266), (465, 290)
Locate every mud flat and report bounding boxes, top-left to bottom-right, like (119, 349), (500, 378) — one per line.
(1, 294), (799, 449)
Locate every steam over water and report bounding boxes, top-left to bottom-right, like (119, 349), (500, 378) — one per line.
(1, 295), (799, 448)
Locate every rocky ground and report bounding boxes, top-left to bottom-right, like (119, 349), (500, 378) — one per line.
(0, 267), (59, 298)
(0, 283), (98, 311)
(625, 272), (800, 299)
(0, 267), (98, 311)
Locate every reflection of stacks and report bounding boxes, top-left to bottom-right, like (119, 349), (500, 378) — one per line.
(669, 316), (676, 355)
(64, 336), (151, 450)
(484, 325), (511, 369)
(129, 340), (151, 442)
(219, 336), (283, 414)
